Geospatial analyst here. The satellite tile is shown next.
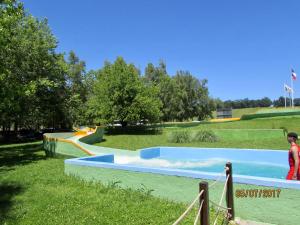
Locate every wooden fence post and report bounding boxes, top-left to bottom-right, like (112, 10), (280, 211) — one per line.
(226, 162), (234, 220)
(199, 181), (209, 225)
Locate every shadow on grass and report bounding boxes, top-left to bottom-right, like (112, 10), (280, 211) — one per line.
(0, 143), (46, 169)
(0, 183), (24, 224)
(105, 126), (163, 135)
(0, 143), (46, 223)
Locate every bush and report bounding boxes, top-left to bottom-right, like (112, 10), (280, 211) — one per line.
(167, 130), (192, 143)
(167, 130), (218, 143)
(192, 130), (218, 142)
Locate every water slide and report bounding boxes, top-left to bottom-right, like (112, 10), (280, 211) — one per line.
(43, 126), (136, 157)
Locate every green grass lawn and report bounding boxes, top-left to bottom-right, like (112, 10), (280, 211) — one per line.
(96, 117), (299, 150)
(212, 107), (300, 118)
(97, 130), (289, 150)
(2, 116), (300, 224)
(0, 143), (223, 225)
(212, 107), (260, 118)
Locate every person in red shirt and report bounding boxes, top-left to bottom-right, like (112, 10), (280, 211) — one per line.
(286, 132), (300, 180)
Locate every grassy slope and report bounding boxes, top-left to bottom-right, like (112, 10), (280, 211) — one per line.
(0, 143), (222, 225)
(213, 107), (300, 118)
(96, 117), (300, 150)
(212, 107), (260, 118)
(232, 108), (260, 118)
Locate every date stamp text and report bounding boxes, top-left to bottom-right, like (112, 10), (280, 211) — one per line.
(235, 189), (281, 198)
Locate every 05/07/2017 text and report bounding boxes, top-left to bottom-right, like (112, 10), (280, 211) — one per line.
(235, 189), (281, 198)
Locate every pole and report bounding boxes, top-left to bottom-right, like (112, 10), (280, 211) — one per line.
(226, 162), (235, 221)
(284, 84), (287, 108)
(291, 75), (294, 108)
(199, 181), (209, 225)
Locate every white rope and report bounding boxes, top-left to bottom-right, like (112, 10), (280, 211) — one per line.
(209, 167), (229, 188)
(172, 190), (204, 225)
(209, 200), (231, 211)
(193, 200), (204, 225)
(213, 174), (230, 225)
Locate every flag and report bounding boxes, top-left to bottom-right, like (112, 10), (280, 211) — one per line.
(292, 69), (297, 80)
(284, 84), (293, 93)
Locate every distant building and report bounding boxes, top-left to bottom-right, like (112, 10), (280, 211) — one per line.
(216, 108), (232, 119)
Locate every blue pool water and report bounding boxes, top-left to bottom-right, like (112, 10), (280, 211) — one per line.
(180, 161), (287, 179)
(66, 147), (300, 189)
(114, 156), (288, 179)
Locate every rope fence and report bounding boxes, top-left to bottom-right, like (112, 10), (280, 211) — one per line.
(208, 167), (227, 189)
(193, 200), (204, 225)
(213, 173), (230, 225)
(172, 190), (204, 225)
(171, 162), (234, 225)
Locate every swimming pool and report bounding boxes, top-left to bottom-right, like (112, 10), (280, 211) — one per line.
(65, 147), (300, 189)
(114, 156), (287, 179)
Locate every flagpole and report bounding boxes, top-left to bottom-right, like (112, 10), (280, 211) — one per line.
(291, 74), (294, 108)
(284, 84), (287, 108)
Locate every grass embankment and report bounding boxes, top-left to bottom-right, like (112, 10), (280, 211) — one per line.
(96, 117), (299, 150)
(212, 106), (300, 118)
(0, 143), (222, 225)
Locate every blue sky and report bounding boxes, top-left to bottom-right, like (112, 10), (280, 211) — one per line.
(22, 0), (300, 100)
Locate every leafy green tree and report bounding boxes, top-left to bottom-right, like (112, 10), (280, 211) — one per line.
(158, 76), (181, 121)
(65, 51), (89, 126)
(0, 0), (69, 139)
(143, 62), (214, 122)
(214, 98), (224, 109)
(88, 57), (162, 126)
(173, 71), (213, 121)
(273, 96), (286, 107)
(144, 60), (167, 84)
(144, 61), (179, 121)
(259, 97), (272, 107)
(223, 97), (272, 109)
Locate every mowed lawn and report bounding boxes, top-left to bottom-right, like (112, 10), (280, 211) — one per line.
(0, 143), (223, 225)
(96, 116), (300, 150)
(212, 107), (300, 118)
(2, 116), (299, 224)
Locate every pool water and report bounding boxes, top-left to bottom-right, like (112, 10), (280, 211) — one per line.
(181, 161), (288, 179)
(114, 155), (289, 179)
(66, 147), (300, 189)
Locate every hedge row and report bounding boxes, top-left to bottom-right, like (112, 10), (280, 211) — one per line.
(241, 111), (300, 120)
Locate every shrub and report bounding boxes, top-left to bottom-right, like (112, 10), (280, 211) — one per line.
(167, 130), (218, 143)
(192, 130), (218, 142)
(167, 130), (192, 143)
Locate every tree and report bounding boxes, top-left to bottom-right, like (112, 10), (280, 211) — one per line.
(144, 61), (180, 121)
(214, 98), (224, 109)
(65, 51), (89, 126)
(0, 0), (69, 139)
(259, 97), (272, 107)
(294, 98), (300, 106)
(273, 96), (287, 107)
(88, 57), (162, 126)
(222, 97), (272, 109)
(144, 60), (167, 84)
(158, 76), (181, 121)
(143, 62), (214, 122)
(173, 71), (213, 121)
